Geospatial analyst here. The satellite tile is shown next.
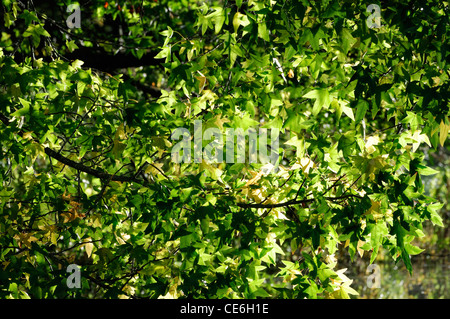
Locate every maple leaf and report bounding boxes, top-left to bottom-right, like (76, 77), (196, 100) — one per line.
(213, 114), (230, 131)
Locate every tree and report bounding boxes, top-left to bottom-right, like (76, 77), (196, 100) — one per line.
(0, 0), (448, 299)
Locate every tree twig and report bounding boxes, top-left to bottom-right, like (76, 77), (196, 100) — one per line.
(237, 194), (362, 209)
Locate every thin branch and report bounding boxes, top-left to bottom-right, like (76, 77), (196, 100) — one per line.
(85, 164), (128, 217)
(321, 174), (346, 196)
(58, 94), (99, 154)
(342, 174), (362, 196)
(85, 274), (113, 291)
(148, 163), (169, 179)
(260, 171), (296, 205)
(293, 177), (307, 201)
(260, 207), (272, 219)
(237, 194), (363, 209)
(50, 239), (102, 256)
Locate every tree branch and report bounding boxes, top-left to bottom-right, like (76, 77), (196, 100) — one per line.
(237, 194), (363, 209)
(1, 112), (149, 185)
(121, 74), (162, 98)
(44, 147), (142, 184)
(64, 46), (161, 72)
(0, 113), (10, 126)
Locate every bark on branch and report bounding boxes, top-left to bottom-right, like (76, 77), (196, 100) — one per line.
(236, 194), (363, 209)
(1, 112), (145, 184)
(44, 147), (140, 183)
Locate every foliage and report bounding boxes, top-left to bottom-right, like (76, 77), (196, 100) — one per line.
(0, 0), (449, 299)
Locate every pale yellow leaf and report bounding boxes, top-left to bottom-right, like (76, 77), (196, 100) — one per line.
(299, 157), (314, 174)
(245, 170), (263, 186)
(84, 240), (93, 258)
(357, 240), (365, 257)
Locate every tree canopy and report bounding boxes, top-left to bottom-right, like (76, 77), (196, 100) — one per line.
(0, 0), (449, 299)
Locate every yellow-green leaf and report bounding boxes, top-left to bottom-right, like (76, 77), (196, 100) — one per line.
(440, 120), (449, 147)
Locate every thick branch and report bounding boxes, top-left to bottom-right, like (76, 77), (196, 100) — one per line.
(65, 46), (161, 72)
(121, 74), (162, 98)
(1, 112), (145, 184)
(38, 11), (162, 72)
(0, 113), (11, 126)
(44, 147), (139, 183)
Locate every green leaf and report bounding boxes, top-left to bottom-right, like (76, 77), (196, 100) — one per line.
(18, 10), (39, 26)
(401, 249), (413, 275)
(206, 7), (225, 34)
(154, 46), (171, 60)
(401, 112), (423, 132)
(303, 89), (331, 116)
(230, 113), (259, 130)
(339, 28), (356, 54)
(66, 40), (79, 52)
(404, 243), (424, 255)
(22, 23), (51, 46)
(416, 165), (439, 176)
(11, 98), (30, 116)
(160, 27), (174, 46)
(370, 222), (388, 248)
(258, 23), (270, 42)
(355, 100), (369, 123)
(427, 203), (444, 226)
